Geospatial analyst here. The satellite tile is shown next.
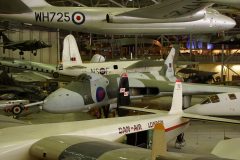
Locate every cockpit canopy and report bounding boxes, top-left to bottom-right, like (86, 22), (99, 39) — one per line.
(201, 93), (237, 105)
(75, 73), (106, 82)
(201, 95), (220, 104)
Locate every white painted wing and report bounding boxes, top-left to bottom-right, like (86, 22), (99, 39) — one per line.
(211, 138), (240, 159)
(182, 113), (240, 124)
(118, 0), (212, 19)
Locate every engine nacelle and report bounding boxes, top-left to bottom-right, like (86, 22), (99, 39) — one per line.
(30, 135), (150, 160)
(106, 9), (206, 23)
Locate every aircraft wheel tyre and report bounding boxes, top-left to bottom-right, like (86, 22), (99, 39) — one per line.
(53, 72), (59, 78)
(12, 104), (24, 115)
(19, 51), (24, 56)
(102, 105), (110, 118)
(175, 133), (185, 149)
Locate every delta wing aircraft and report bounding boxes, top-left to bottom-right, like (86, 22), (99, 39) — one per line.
(185, 92), (240, 116)
(0, 32), (51, 56)
(0, 34), (176, 81)
(0, 74), (240, 160)
(0, 0), (237, 35)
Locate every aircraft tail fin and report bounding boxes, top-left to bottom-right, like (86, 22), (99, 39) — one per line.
(0, 32), (12, 44)
(169, 79), (183, 115)
(151, 123), (167, 159)
(163, 47), (177, 82)
(61, 34), (82, 69)
(117, 73), (130, 107)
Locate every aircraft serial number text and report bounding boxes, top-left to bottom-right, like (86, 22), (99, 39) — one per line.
(35, 12), (71, 23)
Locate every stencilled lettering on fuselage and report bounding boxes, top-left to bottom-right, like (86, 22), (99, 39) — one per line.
(34, 11), (85, 25)
(118, 124), (142, 134)
(91, 67), (110, 75)
(147, 120), (163, 129)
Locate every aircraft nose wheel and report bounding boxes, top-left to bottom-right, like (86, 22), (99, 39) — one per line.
(175, 133), (186, 149)
(19, 51), (24, 55)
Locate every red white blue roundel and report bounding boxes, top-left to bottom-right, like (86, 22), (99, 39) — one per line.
(96, 87), (106, 102)
(72, 12), (85, 25)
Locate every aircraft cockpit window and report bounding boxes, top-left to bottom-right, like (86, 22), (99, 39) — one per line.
(77, 74), (92, 82)
(201, 98), (211, 104)
(228, 94), (237, 100)
(210, 95), (220, 103)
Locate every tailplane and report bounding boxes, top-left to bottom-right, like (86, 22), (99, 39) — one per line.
(61, 34), (82, 69)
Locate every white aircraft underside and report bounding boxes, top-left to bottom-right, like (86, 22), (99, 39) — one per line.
(0, 0), (236, 35)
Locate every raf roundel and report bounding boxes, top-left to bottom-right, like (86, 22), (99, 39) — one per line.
(96, 87), (106, 102)
(72, 12), (85, 25)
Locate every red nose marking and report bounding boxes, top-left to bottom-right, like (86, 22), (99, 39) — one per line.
(76, 16), (81, 21)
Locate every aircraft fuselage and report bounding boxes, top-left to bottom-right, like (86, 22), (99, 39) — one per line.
(0, 7), (236, 35)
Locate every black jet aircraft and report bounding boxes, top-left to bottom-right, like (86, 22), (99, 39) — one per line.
(0, 32), (51, 56)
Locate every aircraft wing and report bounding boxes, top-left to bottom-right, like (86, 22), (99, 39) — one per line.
(125, 60), (164, 69)
(121, 107), (240, 124)
(3, 41), (26, 47)
(0, 115), (26, 129)
(117, 0), (212, 19)
(0, 0), (31, 14)
(65, 65), (87, 69)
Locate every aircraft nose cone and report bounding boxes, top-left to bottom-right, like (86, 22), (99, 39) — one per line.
(225, 17), (236, 29)
(43, 88), (85, 113)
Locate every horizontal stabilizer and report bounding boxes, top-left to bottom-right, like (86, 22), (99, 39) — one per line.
(125, 60), (164, 69)
(120, 106), (167, 115)
(183, 113), (240, 124)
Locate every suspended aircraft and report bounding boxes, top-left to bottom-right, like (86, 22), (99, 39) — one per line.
(0, 34), (176, 81)
(0, 0), (236, 35)
(185, 92), (240, 116)
(0, 74), (240, 160)
(0, 32), (51, 56)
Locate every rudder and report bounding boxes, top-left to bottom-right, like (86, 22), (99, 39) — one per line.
(61, 34), (82, 69)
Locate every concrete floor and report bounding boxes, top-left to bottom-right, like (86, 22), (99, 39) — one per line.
(1, 95), (240, 157)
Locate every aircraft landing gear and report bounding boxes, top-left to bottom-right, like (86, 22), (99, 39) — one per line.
(175, 133), (186, 149)
(102, 105), (110, 118)
(33, 51), (37, 56)
(19, 51), (24, 56)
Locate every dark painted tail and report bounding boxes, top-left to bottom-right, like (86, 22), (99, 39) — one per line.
(117, 73), (130, 107)
(0, 32), (12, 44)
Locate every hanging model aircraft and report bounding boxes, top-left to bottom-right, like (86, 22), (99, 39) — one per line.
(185, 92), (240, 116)
(0, 0), (236, 35)
(0, 34), (176, 82)
(0, 74), (240, 160)
(0, 32), (51, 56)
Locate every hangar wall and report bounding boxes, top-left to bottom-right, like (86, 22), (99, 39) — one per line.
(0, 29), (59, 65)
